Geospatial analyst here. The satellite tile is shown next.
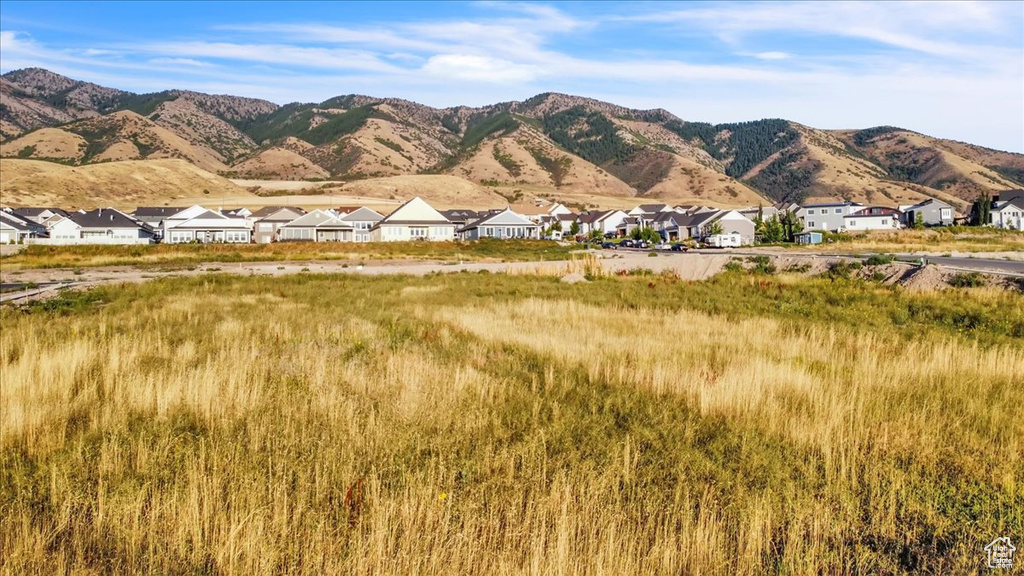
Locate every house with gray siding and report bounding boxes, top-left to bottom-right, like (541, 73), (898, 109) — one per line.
(250, 206), (307, 243)
(459, 208), (540, 240)
(340, 207), (385, 242)
(278, 210), (355, 242)
(901, 199), (954, 227)
(796, 201), (863, 232)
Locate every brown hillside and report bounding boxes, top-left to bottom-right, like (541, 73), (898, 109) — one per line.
(0, 127), (88, 161)
(0, 158), (252, 209)
(339, 175), (508, 208)
(1, 111), (230, 172)
(229, 147), (330, 180)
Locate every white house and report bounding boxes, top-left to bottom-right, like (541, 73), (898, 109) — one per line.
(11, 207), (67, 225)
(340, 207), (384, 242)
(843, 212), (898, 231)
(279, 210), (355, 242)
(459, 208), (540, 240)
(162, 205), (250, 244)
(713, 210), (756, 245)
(0, 211), (44, 243)
(46, 208), (155, 244)
(989, 199), (1024, 230)
(370, 197), (455, 242)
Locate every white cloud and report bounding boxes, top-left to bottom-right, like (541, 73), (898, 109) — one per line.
(751, 51), (790, 60)
(421, 54), (539, 83)
(148, 57), (214, 68)
(2, 1), (1022, 152)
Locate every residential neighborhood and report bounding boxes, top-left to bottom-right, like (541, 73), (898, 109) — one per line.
(1, 189), (1019, 247)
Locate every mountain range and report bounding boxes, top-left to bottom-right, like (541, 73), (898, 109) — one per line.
(2, 67), (1022, 211)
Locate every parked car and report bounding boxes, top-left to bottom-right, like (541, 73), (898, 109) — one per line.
(670, 243), (688, 252)
(601, 241), (616, 249)
(604, 232), (618, 239)
(620, 239), (635, 248)
(635, 240), (650, 249)
(654, 243), (671, 250)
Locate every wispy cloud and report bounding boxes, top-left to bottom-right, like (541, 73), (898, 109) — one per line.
(1, 1), (1021, 151)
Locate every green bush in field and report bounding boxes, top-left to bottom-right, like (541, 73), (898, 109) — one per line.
(863, 254), (895, 266)
(948, 272), (986, 288)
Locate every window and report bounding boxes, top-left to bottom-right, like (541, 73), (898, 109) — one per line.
(807, 209), (815, 215)
(835, 208), (842, 214)
(881, 219), (888, 225)
(411, 227), (427, 238)
(940, 208), (951, 219)
(808, 221), (815, 228)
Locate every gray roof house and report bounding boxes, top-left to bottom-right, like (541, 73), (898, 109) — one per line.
(370, 197), (455, 242)
(49, 208), (155, 244)
(162, 205), (251, 244)
(279, 210), (355, 242)
(989, 198), (1024, 230)
(1, 211), (45, 243)
(796, 201), (863, 232)
(251, 206), (307, 243)
(12, 207), (68, 225)
(459, 208), (540, 240)
(340, 207), (384, 242)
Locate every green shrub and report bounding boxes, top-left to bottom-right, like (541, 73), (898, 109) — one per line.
(823, 260), (862, 280)
(746, 255), (777, 275)
(863, 254), (895, 266)
(948, 272), (986, 288)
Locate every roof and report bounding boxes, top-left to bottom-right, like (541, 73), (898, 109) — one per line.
(172, 219), (250, 230)
(375, 197), (451, 228)
(66, 208), (149, 230)
(687, 211), (723, 227)
(133, 206), (184, 217)
(440, 209), (481, 222)
(13, 207), (66, 218)
(460, 208), (539, 232)
(0, 211), (34, 231)
(800, 201), (862, 209)
(996, 189), (1024, 203)
(906, 198), (952, 209)
(250, 206), (307, 219)
(993, 198), (1024, 211)
(280, 209), (354, 229)
(340, 207), (385, 222)
(637, 203), (670, 213)
(577, 210), (608, 224)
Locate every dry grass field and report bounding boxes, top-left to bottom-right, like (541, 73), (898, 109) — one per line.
(0, 239), (576, 270)
(793, 227), (1024, 255)
(2, 268), (1022, 574)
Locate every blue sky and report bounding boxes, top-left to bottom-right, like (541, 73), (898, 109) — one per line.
(2, 1), (1022, 152)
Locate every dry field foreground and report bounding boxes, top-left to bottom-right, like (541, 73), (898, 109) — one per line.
(2, 270), (1023, 575)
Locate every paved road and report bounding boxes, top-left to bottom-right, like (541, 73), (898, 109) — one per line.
(895, 254), (1024, 276)
(605, 246), (1024, 277)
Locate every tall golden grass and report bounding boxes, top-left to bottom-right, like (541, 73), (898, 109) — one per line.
(2, 273), (1021, 574)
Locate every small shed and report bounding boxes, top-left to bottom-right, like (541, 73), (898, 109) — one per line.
(795, 231), (823, 245)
